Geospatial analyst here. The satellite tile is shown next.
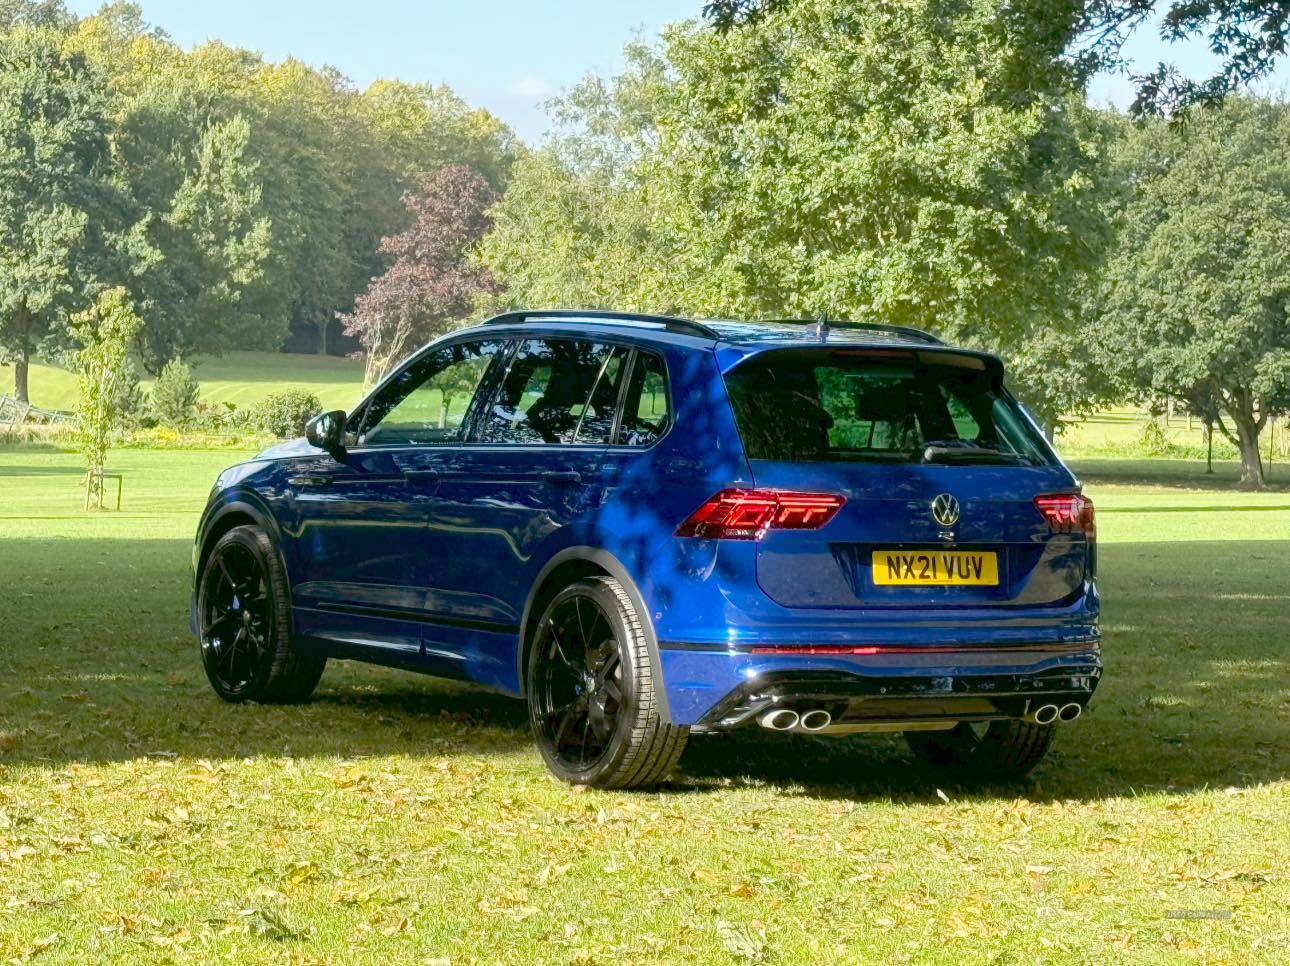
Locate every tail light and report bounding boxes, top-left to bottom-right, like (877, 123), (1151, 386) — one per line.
(1034, 493), (1095, 536)
(676, 488), (845, 540)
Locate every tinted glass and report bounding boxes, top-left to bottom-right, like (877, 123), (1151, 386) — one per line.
(482, 339), (625, 445)
(359, 339), (506, 446)
(724, 349), (1051, 465)
(618, 351), (670, 446)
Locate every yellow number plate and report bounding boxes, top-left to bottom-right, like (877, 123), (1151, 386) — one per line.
(872, 550), (999, 586)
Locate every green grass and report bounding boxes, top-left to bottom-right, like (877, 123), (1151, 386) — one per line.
(1, 449), (1287, 962)
(2, 351), (365, 414)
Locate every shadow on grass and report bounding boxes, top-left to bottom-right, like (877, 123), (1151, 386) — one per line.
(1, 535), (1286, 803)
(0, 462), (85, 478)
(1068, 456), (1290, 492)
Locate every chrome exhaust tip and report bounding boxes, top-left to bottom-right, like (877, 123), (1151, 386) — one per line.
(799, 709), (832, 732)
(759, 708), (800, 731)
(1058, 702), (1083, 722)
(1031, 704), (1060, 726)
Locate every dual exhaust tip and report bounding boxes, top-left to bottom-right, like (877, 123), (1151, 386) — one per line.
(1029, 702), (1082, 725)
(760, 702), (1083, 732)
(759, 708), (832, 732)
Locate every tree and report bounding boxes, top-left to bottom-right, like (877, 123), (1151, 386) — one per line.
(0, 24), (117, 402)
(116, 93), (276, 372)
(71, 287), (139, 509)
(1096, 97), (1290, 488)
(480, 42), (682, 314)
(150, 357), (199, 428)
(70, 7), (520, 360)
(703, 0), (1290, 114)
(0, 0), (72, 29)
(342, 165), (498, 386)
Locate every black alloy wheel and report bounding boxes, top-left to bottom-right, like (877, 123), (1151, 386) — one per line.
(526, 577), (687, 789)
(198, 525), (325, 703)
(532, 591), (624, 769)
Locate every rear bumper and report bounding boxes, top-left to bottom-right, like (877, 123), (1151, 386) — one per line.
(659, 641), (1102, 728)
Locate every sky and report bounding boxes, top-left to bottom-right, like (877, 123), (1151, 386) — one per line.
(67, 0), (1290, 144)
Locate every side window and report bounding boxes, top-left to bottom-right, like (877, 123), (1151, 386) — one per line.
(617, 351), (670, 446)
(481, 339), (626, 445)
(358, 339), (507, 447)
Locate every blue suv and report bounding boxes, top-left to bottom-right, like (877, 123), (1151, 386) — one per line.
(192, 310), (1101, 788)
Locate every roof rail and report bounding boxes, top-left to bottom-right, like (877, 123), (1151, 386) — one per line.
(763, 318), (944, 345)
(482, 309), (719, 340)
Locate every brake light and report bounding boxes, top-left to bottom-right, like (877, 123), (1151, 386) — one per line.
(1034, 493), (1095, 535)
(676, 488), (845, 540)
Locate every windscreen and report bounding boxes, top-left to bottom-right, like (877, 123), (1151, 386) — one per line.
(724, 349), (1052, 465)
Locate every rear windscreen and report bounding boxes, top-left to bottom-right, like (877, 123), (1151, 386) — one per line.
(724, 350), (1053, 465)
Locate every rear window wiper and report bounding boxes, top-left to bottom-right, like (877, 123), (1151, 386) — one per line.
(921, 442), (1032, 465)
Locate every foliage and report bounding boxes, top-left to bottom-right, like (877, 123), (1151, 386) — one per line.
(486, 1), (1107, 361)
(0, 22), (118, 402)
(480, 42), (682, 313)
(0, 4), (519, 403)
(250, 388), (322, 438)
(69, 7), (520, 367)
(342, 164), (499, 386)
(150, 357), (199, 429)
(1095, 97), (1290, 488)
(703, 0), (1290, 114)
(69, 287), (140, 507)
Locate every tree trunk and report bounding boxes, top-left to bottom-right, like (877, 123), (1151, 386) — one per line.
(13, 350), (29, 403)
(1231, 411), (1265, 489)
(317, 318), (329, 355)
(1205, 420), (1213, 474)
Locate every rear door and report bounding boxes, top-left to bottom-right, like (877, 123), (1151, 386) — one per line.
(418, 337), (631, 690)
(722, 347), (1089, 610)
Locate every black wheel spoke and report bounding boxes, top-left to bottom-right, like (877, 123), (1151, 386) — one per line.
(601, 677), (623, 704)
(590, 609), (613, 651)
(216, 557), (239, 595)
(547, 625), (578, 673)
(206, 614), (239, 642)
(220, 628), (244, 671)
(573, 598), (588, 648)
(553, 707), (579, 750)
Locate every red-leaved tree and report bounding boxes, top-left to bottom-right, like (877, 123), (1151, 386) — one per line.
(342, 164), (498, 385)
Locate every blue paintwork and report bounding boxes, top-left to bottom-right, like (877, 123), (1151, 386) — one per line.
(193, 315), (1100, 726)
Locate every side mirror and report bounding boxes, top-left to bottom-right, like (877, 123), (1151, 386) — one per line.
(305, 410), (348, 459)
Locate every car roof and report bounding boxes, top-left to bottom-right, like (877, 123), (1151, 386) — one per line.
(470, 309), (1002, 372)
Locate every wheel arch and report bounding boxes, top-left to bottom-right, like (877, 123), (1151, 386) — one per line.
(517, 547), (672, 723)
(195, 497), (287, 595)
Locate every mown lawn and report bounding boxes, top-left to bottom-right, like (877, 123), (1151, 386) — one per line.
(1, 448), (1287, 962)
(2, 351), (365, 414)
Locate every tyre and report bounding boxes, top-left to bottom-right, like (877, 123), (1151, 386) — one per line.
(904, 719), (1055, 780)
(526, 576), (688, 789)
(197, 525), (326, 704)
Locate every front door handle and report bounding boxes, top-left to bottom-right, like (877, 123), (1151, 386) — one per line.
(402, 469), (440, 486)
(541, 470), (582, 485)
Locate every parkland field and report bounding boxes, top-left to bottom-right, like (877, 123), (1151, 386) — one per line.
(0, 355), (1287, 962)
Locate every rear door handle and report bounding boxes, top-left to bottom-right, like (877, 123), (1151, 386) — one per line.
(402, 469), (440, 485)
(541, 470), (582, 485)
